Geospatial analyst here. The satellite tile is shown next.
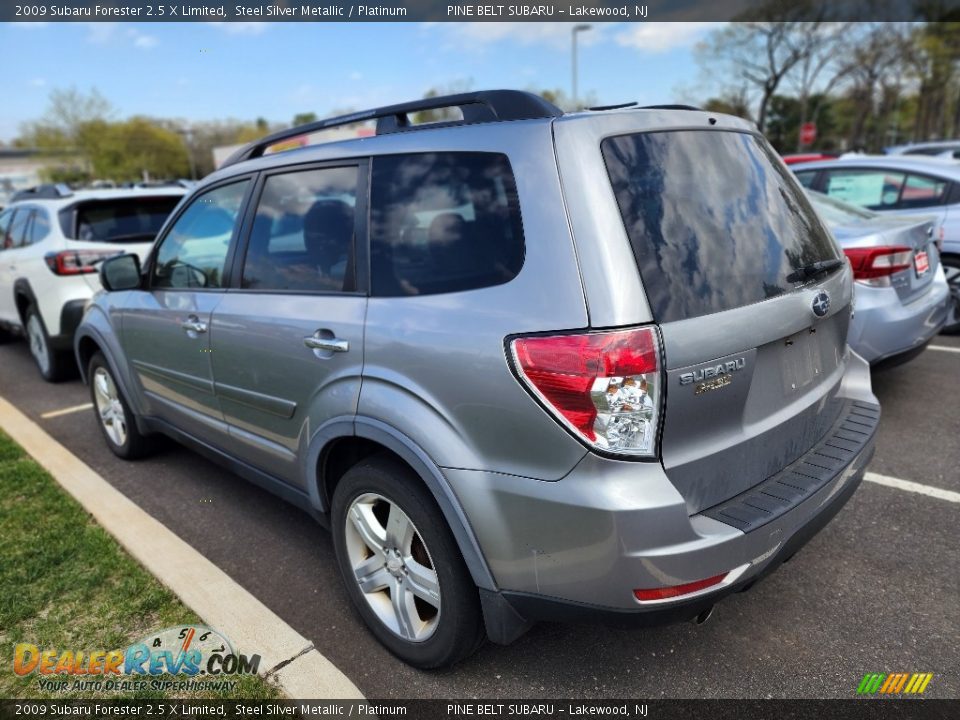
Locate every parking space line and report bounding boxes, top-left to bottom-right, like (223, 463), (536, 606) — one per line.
(864, 471), (960, 504)
(40, 403), (93, 419)
(0, 394), (365, 700)
(928, 345), (960, 354)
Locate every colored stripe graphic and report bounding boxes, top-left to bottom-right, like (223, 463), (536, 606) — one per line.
(857, 672), (933, 694)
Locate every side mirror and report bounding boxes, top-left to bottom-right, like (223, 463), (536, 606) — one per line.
(100, 254), (142, 291)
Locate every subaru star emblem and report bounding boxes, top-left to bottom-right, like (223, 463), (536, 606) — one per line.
(812, 291), (831, 318)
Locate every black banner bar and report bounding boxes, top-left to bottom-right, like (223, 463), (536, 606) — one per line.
(5, 0), (960, 23)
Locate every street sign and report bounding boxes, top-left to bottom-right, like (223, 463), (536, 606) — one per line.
(800, 122), (817, 146)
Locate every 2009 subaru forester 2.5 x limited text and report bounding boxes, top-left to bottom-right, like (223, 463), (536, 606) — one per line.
(74, 91), (880, 669)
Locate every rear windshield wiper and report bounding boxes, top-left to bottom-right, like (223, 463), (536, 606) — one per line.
(787, 258), (845, 284)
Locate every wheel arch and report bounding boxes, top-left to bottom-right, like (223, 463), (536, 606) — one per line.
(310, 418), (497, 593)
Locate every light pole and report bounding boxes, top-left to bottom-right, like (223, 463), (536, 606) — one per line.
(571, 24), (592, 110)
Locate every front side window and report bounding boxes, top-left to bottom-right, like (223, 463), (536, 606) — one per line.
(152, 181), (248, 290)
(603, 130), (840, 323)
(369, 152), (524, 297)
(242, 166), (358, 292)
(824, 169), (906, 209)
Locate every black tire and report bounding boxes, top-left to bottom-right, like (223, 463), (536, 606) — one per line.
(940, 254), (960, 335)
(87, 352), (154, 459)
(24, 305), (71, 382)
(331, 455), (485, 669)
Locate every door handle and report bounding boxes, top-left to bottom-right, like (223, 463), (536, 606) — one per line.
(181, 316), (207, 334)
(304, 335), (349, 353)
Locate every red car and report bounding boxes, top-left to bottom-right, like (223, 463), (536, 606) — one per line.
(782, 153), (838, 165)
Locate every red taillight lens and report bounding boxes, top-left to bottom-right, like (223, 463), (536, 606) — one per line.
(511, 327), (661, 456)
(634, 572), (727, 602)
(44, 250), (119, 276)
(843, 246), (912, 281)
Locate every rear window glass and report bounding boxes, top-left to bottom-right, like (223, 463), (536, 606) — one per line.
(602, 130), (840, 323)
(69, 196), (182, 243)
(369, 152), (524, 297)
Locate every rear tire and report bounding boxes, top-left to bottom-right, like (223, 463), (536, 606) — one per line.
(331, 455), (485, 669)
(941, 255), (960, 335)
(25, 305), (70, 382)
(88, 352), (154, 459)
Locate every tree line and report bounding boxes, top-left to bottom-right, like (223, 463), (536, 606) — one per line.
(697, 20), (960, 153)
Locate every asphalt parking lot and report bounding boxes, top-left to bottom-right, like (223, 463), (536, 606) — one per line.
(1, 336), (957, 699)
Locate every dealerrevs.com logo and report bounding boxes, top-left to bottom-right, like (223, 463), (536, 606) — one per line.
(857, 672), (934, 695)
(14, 625), (261, 693)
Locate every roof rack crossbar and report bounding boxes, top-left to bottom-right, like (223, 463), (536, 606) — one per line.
(222, 90), (562, 168)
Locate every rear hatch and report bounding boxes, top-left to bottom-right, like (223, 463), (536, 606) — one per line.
(602, 129), (853, 514)
(59, 194), (183, 291)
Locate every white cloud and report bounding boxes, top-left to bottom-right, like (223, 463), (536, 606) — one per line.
(207, 21), (268, 35)
(615, 22), (723, 53)
(84, 22), (118, 44)
(127, 28), (159, 49)
(425, 22), (611, 51)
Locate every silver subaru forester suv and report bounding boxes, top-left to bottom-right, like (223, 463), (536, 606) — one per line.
(76, 91), (880, 668)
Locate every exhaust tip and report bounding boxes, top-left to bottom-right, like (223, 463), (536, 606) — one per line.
(693, 606), (714, 626)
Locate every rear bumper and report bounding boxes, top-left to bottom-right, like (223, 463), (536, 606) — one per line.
(447, 358), (880, 642)
(848, 272), (949, 364)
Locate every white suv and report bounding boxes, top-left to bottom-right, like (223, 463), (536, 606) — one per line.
(0, 185), (185, 380)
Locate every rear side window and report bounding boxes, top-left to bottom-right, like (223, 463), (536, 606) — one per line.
(603, 130), (840, 323)
(824, 169), (906, 209)
(28, 209), (50, 244)
(70, 196), (182, 243)
(6, 210), (30, 249)
(242, 166), (358, 293)
(794, 170), (818, 188)
(369, 152), (524, 297)
(900, 174), (947, 209)
(0, 209), (14, 250)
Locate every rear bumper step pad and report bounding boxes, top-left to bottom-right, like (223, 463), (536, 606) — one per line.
(700, 400), (880, 533)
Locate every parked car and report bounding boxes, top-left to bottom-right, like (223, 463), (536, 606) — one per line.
(792, 155), (960, 333)
(0, 185), (185, 380)
(782, 152), (838, 165)
(805, 190), (949, 364)
(886, 140), (960, 159)
(75, 91), (880, 668)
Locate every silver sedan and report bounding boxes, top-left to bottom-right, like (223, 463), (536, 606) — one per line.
(806, 190), (950, 365)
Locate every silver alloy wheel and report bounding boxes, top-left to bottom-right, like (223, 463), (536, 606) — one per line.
(26, 313), (50, 375)
(93, 367), (128, 448)
(344, 492), (441, 642)
(945, 263), (960, 328)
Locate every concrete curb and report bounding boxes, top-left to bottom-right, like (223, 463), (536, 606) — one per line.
(0, 395), (364, 700)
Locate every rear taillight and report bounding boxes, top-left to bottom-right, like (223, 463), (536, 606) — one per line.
(44, 250), (119, 276)
(510, 326), (661, 457)
(843, 246), (912, 287)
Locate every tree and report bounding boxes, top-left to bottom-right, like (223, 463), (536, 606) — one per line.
(292, 112), (319, 126)
(696, 4), (849, 133)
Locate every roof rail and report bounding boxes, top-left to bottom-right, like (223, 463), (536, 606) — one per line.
(222, 90), (563, 168)
(10, 183), (73, 202)
(638, 104), (703, 111)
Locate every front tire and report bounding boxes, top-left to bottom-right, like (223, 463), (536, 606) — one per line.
(88, 352), (154, 459)
(25, 306), (70, 382)
(941, 255), (960, 335)
(331, 455), (485, 669)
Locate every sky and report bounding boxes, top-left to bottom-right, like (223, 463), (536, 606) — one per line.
(0, 21), (722, 142)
